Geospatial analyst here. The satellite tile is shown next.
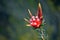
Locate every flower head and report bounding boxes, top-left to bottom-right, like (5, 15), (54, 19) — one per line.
(24, 3), (43, 28)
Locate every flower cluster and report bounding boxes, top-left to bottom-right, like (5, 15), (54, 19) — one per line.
(24, 3), (43, 29)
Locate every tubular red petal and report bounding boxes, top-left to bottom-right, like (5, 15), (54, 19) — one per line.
(37, 3), (43, 19)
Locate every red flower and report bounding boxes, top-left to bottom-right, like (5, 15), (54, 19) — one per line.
(24, 3), (43, 28)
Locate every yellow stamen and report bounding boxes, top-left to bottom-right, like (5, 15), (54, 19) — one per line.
(28, 9), (32, 17)
(26, 24), (31, 26)
(24, 18), (29, 23)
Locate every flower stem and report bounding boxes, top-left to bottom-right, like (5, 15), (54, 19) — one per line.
(41, 29), (45, 40)
(36, 27), (48, 40)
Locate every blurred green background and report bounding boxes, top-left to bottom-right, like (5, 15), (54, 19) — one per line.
(0, 0), (60, 40)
